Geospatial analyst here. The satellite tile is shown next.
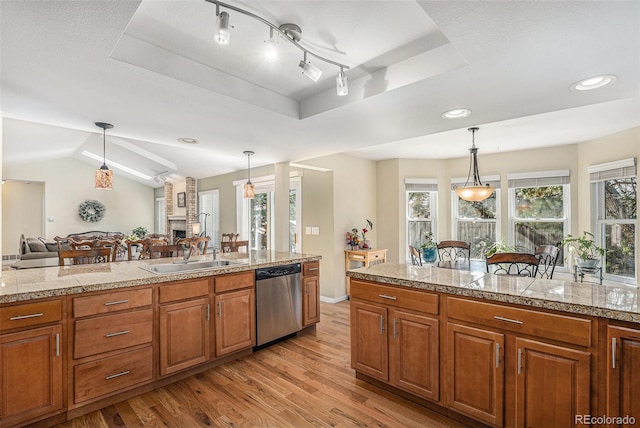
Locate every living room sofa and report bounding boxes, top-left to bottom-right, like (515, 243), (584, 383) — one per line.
(19, 234), (59, 260)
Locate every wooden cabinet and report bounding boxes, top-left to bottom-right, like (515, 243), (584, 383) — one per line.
(302, 261), (320, 326)
(71, 288), (154, 406)
(446, 323), (504, 427)
(159, 280), (210, 376)
(605, 324), (640, 426)
(213, 272), (255, 357)
(0, 325), (63, 426)
(350, 280), (440, 402)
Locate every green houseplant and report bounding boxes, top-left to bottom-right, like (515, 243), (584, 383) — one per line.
(561, 231), (606, 269)
(420, 232), (438, 263)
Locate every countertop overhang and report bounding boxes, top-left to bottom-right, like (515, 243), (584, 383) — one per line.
(347, 263), (639, 324)
(1, 251), (321, 304)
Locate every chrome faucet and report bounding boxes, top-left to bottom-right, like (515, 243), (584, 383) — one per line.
(182, 243), (196, 261)
(212, 247), (218, 260)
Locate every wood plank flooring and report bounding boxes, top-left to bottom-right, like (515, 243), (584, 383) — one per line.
(56, 302), (467, 428)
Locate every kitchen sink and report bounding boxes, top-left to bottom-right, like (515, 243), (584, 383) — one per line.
(140, 259), (247, 274)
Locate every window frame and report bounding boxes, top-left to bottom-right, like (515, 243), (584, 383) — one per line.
(405, 183), (438, 263)
(197, 189), (220, 249)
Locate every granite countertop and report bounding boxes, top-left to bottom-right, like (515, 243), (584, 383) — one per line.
(1, 251), (321, 304)
(347, 263), (640, 324)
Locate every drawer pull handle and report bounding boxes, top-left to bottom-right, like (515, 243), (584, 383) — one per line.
(105, 330), (130, 338)
(612, 337), (617, 369)
(217, 302), (222, 318)
(517, 348), (523, 375)
(308, 267), (319, 271)
(494, 315), (523, 325)
(104, 299), (129, 306)
(10, 313), (44, 320)
(378, 294), (397, 300)
(105, 370), (130, 380)
(495, 343), (500, 368)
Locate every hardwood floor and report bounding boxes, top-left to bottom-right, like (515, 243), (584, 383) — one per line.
(57, 301), (467, 427)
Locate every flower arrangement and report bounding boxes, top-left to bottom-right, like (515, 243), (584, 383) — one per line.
(346, 228), (360, 249)
(561, 231), (605, 262)
(419, 231), (437, 250)
(346, 219), (374, 249)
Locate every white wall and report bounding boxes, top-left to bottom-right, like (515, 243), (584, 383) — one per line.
(2, 181), (44, 255)
(3, 157), (155, 241)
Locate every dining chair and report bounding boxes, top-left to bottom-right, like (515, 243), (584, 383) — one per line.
(148, 244), (184, 259)
(534, 245), (561, 279)
(58, 248), (112, 266)
(437, 240), (471, 263)
(409, 245), (422, 266)
(69, 238), (121, 262)
(486, 252), (540, 277)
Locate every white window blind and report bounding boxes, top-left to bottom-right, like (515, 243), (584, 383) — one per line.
(588, 158), (636, 182)
(405, 178), (438, 192)
(507, 169), (570, 188)
(450, 175), (500, 191)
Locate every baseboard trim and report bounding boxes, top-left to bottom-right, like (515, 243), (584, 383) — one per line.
(320, 295), (349, 304)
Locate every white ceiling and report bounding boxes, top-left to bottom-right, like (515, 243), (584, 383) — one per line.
(2, 0), (639, 188)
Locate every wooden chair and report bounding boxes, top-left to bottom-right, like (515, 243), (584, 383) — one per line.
(177, 236), (210, 255)
(221, 240), (248, 253)
(437, 240), (471, 263)
(535, 245), (560, 279)
(486, 252), (540, 277)
(126, 237), (170, 260)
(221, 233), (240, 244)
(409, 245), (422, 266)
(148, 244), (184, 259)
(58, 248), (112, 266)
(68, 238), (121, 262)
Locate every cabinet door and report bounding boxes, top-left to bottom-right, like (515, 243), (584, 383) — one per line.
(446, 323), (504, 427)
(159, 298), (210, 376)
(606, 325), (640, 427)
(0, 325), (63, 423)
(389, 309), (439, 402)
(302, 276), (320, 326)
(515, 338), (590, 428)
(215, 289), (255, 357)
(350, 300), (388, 381)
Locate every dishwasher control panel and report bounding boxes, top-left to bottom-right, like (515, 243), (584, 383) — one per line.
(256, 263), (301, 280)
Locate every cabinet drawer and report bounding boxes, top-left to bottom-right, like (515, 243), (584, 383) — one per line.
(303, 261), (320, 277)
(350, 280), (438, 315)
(74, 346), (153, 404)
(447, 297), (592, 347)
(214, 271), (254, 293)
(73, 288), (152, 318)
(74, 309), (153, 359)
(159, 279), (210, 304)
(0, 299), (62, 331)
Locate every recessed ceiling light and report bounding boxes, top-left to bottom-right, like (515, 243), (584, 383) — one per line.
(570, 75), (617, 91)
(441, 108), (471, 119)
(178, 137), (199, 144)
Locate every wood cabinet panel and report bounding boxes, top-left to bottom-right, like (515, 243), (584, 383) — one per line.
(606, 325), (640, 426)
(158, 279), (209, 304)
(302, 261), (320, 277)
(0, 325), (63, 422)
(389, 309), (439, 402)
(159, 298), (210, 376)
(302, 275), (320, 326)
(350, 280), (438, 315)
(350, 301), (388, 381)
(0, 299), (62, 332)
(446, 322), (504, 427)
(515, 338), (591, 427)
(214, 289), (255, 356)
(447, 297), (592, 347)
(73, 346), (153, 404)
(73, 309), (153, 359)
(214, 271), (254, 293)
(73, 288), (152, 318)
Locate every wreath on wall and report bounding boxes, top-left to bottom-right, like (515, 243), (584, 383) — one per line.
(78, 199), (106, 223)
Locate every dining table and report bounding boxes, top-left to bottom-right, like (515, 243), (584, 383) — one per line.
(432, 259), (486, 272)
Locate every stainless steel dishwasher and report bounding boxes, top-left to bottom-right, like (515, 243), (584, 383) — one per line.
(255, 263), (302, 348)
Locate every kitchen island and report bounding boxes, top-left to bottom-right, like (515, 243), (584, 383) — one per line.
(0, 251), (321, 428)
(347, 263), (639, 428)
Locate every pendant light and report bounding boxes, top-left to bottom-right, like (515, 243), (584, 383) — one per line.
(243, 150), (255, 199)
(94, 122), (114, 190)
(455, 127), (495, 202)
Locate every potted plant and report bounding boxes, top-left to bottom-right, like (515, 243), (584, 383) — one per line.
(131, 226), (148, 240)
(420, 232), (438, 263)
(561, 231), (606, 269)
(484, 239), (515, 258)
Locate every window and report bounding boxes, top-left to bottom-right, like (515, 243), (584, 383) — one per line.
(198, 190), (220, 249)
(590, 158), (636, 284)
(508, 170), (570, 260)
(452, 176), (500, 259)
(405, 179), (437, 260)
(154, 197), (165, 234)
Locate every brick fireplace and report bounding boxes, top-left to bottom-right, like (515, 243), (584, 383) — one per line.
(164, 177), (198, 242)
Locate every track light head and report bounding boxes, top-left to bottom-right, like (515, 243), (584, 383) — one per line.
(336, 68), (348, 96)
(215, 11), (231, 45)
(299, 57), (322, 82)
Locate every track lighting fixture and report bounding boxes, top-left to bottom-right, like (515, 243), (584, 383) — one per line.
(205, 0), (349, 95)
(264, 28), (278, 60)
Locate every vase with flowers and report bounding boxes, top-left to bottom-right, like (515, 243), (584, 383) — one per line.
(346, 228), (360, 250)
(419, 231), (438, 262)
(361, 219), (373, 249)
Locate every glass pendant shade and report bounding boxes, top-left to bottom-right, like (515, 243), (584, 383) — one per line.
(336, 69), (348, 96)
(95, 167), (113, 190)
(192, 222), (201, 235)
(243, 182), (255, 199)
(456, 127), (494, 202)
(299, 60), (322, 82)
(215, 11), (231, 45)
